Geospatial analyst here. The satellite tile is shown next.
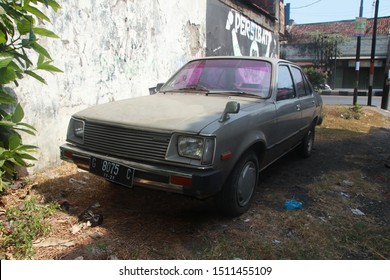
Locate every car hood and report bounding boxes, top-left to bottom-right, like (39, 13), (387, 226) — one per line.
(73, 93), (260, 133)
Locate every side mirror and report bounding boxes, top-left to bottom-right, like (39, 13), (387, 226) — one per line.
(219, 101), (240, 122)
(149, 83), (165, 95)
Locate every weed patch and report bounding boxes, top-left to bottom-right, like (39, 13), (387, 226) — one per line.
(0, 196), (59, 259)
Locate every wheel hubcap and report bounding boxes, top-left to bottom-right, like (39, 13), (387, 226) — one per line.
(237, 161), (257, 206)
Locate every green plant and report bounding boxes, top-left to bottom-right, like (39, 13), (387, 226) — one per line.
(341, 104), (363, 120)
(0, 101), (37, 190)
(304, 67), (327, 89)
(0, 196), (59, 259)
(0, 0), (62, 190)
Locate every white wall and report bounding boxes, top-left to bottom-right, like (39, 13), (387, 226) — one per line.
(14, 0), (207, 171)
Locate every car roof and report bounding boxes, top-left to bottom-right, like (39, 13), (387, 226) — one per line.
(188, 56), (292, 66)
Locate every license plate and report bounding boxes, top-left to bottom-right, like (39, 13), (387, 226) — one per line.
(89, 157), (134, 187)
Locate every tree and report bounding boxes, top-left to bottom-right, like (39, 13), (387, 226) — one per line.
(308, 31), (346, 87)
(0, 0), (61, 190)
(304, 67), (327, 90)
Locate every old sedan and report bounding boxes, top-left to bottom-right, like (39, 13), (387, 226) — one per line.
(60, 57), (323, 216)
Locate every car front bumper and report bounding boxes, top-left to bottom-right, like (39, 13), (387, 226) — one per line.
(60, 143), (223, 199)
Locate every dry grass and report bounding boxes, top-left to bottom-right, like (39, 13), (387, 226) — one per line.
(1, 105), (389, 260)
(319, 105), (389, 135)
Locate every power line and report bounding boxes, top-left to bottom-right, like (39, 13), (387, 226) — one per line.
(291, 0), (322, 9)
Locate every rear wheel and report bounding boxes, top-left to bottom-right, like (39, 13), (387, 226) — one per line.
(299, 125), (315, 158)
(216, 150), (259, 217)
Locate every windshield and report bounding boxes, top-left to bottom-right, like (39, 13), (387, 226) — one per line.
(161, 59), (272, 98)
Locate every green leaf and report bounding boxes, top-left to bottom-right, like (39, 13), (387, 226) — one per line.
(25, 70), (47, 84)
(29, 27), (36, 41)
(0, 120), (15, 127)
(0, 89), (17, 105)
(37, 54), (44, 65)
(24, 5), (50, 22)
(46, 0), (61, 12)
(0, 67), (17, 84)
(0, 5), (6, 15)
(16, 18), (31, 35)
(19, 153), (37, 161)
(33, 27), (59, 38)
(16, 123), (37, 136)
(7, 61), (23, 72)
(0, 29), (6, 44)
(12, 103), (24, 123)
(12, 153), (28, 167)
(18, 123), (37, 132)
(37, 62), (62, 73)
(8, 134), (21, 150)
(18, 144), (38, 151)
(0, 53), (14, 68)
(15, 127), (36, 136)
(30, 41), (52, 59)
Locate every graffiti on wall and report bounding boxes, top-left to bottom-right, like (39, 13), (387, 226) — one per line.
(206, 0), (278, 57)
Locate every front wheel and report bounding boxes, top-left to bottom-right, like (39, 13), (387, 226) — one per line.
(216, 150), (259, 217)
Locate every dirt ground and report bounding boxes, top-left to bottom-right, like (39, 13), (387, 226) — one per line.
(2, 105), (390, 260)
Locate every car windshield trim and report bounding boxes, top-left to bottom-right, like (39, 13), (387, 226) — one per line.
(161, 89), (268, 99)
(205, 90), (268, 99)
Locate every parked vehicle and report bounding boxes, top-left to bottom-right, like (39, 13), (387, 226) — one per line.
(60, 57), (323, 216)
(319, 83), (332, 90)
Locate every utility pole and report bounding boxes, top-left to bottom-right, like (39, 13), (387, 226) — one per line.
(381, 34), (390, 110)
(353, 0), (364, 105)
(367, 0), (379, 106)
(333, 40), (337, 89)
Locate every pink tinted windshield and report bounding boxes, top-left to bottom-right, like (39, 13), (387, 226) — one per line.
(163, 59), (272, 98)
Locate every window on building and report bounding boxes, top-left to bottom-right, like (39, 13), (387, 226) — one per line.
(240, 0), (276, 17)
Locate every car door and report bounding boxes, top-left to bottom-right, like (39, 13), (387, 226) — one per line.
(273, 63), (302, 157)
(290, 66), (316, 131)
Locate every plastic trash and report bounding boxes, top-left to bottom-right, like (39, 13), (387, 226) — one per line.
(283, 199), (303, 210)
(351, 208), (365, 216)
(56, 199), (72, 211)
(78, 209), (103, 227)
(340, 192), (350, 198)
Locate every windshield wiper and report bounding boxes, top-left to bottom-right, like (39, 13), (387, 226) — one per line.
(207, 90), (266, 99)
(177, 85), (209, 92)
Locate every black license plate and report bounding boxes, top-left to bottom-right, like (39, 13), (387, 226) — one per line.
(89, 157), (134, 187)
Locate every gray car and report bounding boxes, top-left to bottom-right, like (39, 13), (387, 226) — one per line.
(60, 56), (323, 216)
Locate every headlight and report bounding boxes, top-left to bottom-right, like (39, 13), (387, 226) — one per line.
(73, 120), (84, 138)
(67, 118), (85, 144)
(177, 136), (215, 164)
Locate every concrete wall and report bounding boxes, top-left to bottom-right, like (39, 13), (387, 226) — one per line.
(13, 0), (207, 171)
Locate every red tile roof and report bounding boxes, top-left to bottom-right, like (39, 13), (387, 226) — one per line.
(288, 16), (390, 43)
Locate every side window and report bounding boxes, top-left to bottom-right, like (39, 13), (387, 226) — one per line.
(303, 74), (313, 95)
(277, 65), (295, 101)
(291, 67), (307, 97)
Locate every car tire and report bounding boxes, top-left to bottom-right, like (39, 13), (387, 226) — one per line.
(216, 150), (259, 217)
(299, 125), (315, 158)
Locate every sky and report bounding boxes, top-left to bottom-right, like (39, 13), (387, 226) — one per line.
(287, 0), (390, 24)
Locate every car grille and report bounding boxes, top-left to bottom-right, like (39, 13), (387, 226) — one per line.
(83, 122), (171, 161)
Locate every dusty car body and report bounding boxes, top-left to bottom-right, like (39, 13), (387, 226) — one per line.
(60, 57), (323, 216)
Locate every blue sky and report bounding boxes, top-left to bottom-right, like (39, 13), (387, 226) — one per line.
(287, 0), (390, 24)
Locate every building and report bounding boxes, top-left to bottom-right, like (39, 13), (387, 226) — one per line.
(281, 16), (390, 92)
